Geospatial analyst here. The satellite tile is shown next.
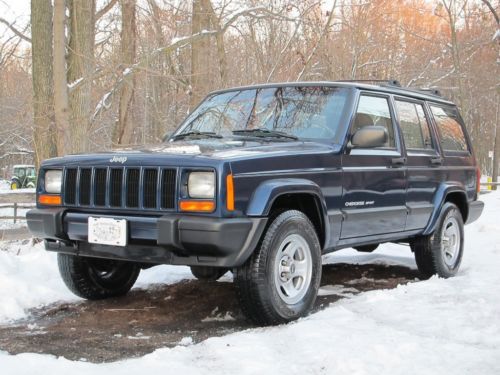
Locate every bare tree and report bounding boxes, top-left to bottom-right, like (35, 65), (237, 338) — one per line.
(30, 0), (57, 165)
(53, 0), (71, 156)
(190, 0), (213, 109)
(481, 0), (500, 187)
(67, 0), (96, 153)
(112, 0), (137, 146)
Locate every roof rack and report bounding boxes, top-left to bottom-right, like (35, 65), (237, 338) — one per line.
(334, 79), (444, 98)
(413, 88), (442, 97)
(334, 79), (402, 87)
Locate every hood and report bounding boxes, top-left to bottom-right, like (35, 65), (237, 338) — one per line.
(41, 138), (341, 168)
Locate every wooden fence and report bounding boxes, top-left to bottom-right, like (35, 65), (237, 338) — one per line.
(0, 192), (35, 241)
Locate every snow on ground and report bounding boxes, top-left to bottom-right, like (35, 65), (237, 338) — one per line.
(0, 240), (195, 323)
(1, 192), (500, 374)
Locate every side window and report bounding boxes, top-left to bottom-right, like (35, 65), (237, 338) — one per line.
(430, 106), (468, 152)
(395, 100), (433, 150)
(353, 95), (395, 148)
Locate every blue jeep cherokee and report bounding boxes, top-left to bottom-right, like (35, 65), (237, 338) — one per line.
(27, 81), (484, 325)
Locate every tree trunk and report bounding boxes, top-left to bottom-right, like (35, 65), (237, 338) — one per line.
(112, 0), (137, 146)
(201, 0), (227, 84)
(492, 96), (500, 189)
(30, 0), (57, 165)
(68, 0), (96, 153)
(53, 0), (71, 156)
(190, 0), (212, 109)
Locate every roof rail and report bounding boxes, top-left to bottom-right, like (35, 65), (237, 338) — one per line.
(414, 88), (442, 97)
(334, 79), (402, 87)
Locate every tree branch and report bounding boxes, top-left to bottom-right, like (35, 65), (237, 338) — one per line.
(0, 18), (31, 43)
(481, 0), (499, 25)
(96, 0), (119, 21)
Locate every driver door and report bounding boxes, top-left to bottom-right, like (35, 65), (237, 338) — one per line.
(340, 93), (407, 239)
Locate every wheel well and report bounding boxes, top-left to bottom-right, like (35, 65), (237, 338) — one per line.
(269, 193), (325, 248)
(445, 192), (468, 222)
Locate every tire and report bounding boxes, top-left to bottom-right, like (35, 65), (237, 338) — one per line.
(190, 266), (227, 281)
(57, 253), (140, 300)
(10, 181), (18, 190)
(410, 202), (464, 278)
(354, 244), (378, 253)
(234, 210), (322, 325)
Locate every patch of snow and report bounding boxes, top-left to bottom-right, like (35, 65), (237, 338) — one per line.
(493, 29), (500, 42)
(0, 188), (35, 195)
(67, 77), (83, 90)
(201, 308), (236, 323)
(317, 284), (358, 297)
(0, 221), (26, 230)
(178, 337), (193, 346)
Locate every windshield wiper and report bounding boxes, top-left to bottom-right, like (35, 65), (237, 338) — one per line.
(171, 130), (222, 140)
(232, 128), (298, 140)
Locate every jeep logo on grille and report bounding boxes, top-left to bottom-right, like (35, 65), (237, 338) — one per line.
(110, 156), (127, 164)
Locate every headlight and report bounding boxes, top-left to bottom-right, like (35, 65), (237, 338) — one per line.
(44, 170), (62, 193)
(188, 171), (215, 198)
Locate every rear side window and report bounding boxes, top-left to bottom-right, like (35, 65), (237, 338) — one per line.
(395, 100), (433, 150)
(353, 95), (395, 148)
(430, 105), (468, 152)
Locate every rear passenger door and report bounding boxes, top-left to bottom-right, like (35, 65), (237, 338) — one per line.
(394, 98), (442, 230)
(429, 104), (476, 201)
(340, 93), (407, 239)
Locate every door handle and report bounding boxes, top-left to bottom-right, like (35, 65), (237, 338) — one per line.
(391, 157), (406, 167)
(430, 157), (443, 166)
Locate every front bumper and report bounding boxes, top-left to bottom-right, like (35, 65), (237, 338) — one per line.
(26, 208), (267, 267)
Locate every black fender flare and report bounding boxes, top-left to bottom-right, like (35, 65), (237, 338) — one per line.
(422, 183), (468, 235)
(246, 178), (329, 246)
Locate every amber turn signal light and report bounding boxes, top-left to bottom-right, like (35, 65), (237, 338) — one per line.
(38, 194), (62, 206)
(226, 174), (234, 211)
(179, 200), (215, 212)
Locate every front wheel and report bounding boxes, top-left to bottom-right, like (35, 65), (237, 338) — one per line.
(234, 210), (322, 325)
(10, 181), (18, 190)
(58, 253), (140, 299)
(410, 203), (464, 278)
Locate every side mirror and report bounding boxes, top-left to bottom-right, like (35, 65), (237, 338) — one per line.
(351, 126), (388, 148)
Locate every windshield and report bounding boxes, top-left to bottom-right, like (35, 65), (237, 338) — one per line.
(171, 86), (349, 141)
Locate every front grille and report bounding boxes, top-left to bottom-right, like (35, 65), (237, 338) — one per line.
(64, 169), (77, 205)
(79, 168), (91, 205)
(63, 167), (176, 210)
(110, 169), (123, 207)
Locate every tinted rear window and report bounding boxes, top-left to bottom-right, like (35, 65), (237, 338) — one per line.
(430, 105), (468, 152)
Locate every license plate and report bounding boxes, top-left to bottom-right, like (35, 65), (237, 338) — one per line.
(88, 217), (127, 246)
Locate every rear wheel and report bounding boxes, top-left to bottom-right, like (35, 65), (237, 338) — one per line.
(234, 210), (321, 325)
(410, 203), (464, 278)
(58, 253), (140, 299)
(190, 266), (227, 281)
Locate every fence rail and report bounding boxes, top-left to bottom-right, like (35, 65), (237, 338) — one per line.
(0, 192), (35, 240)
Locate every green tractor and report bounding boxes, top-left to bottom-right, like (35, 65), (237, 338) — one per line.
(10, 165), (37, 190)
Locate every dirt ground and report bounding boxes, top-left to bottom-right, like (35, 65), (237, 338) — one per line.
(0, 262), (421, 363)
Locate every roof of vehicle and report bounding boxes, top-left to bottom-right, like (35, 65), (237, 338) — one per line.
(209, 81), (455, 106)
